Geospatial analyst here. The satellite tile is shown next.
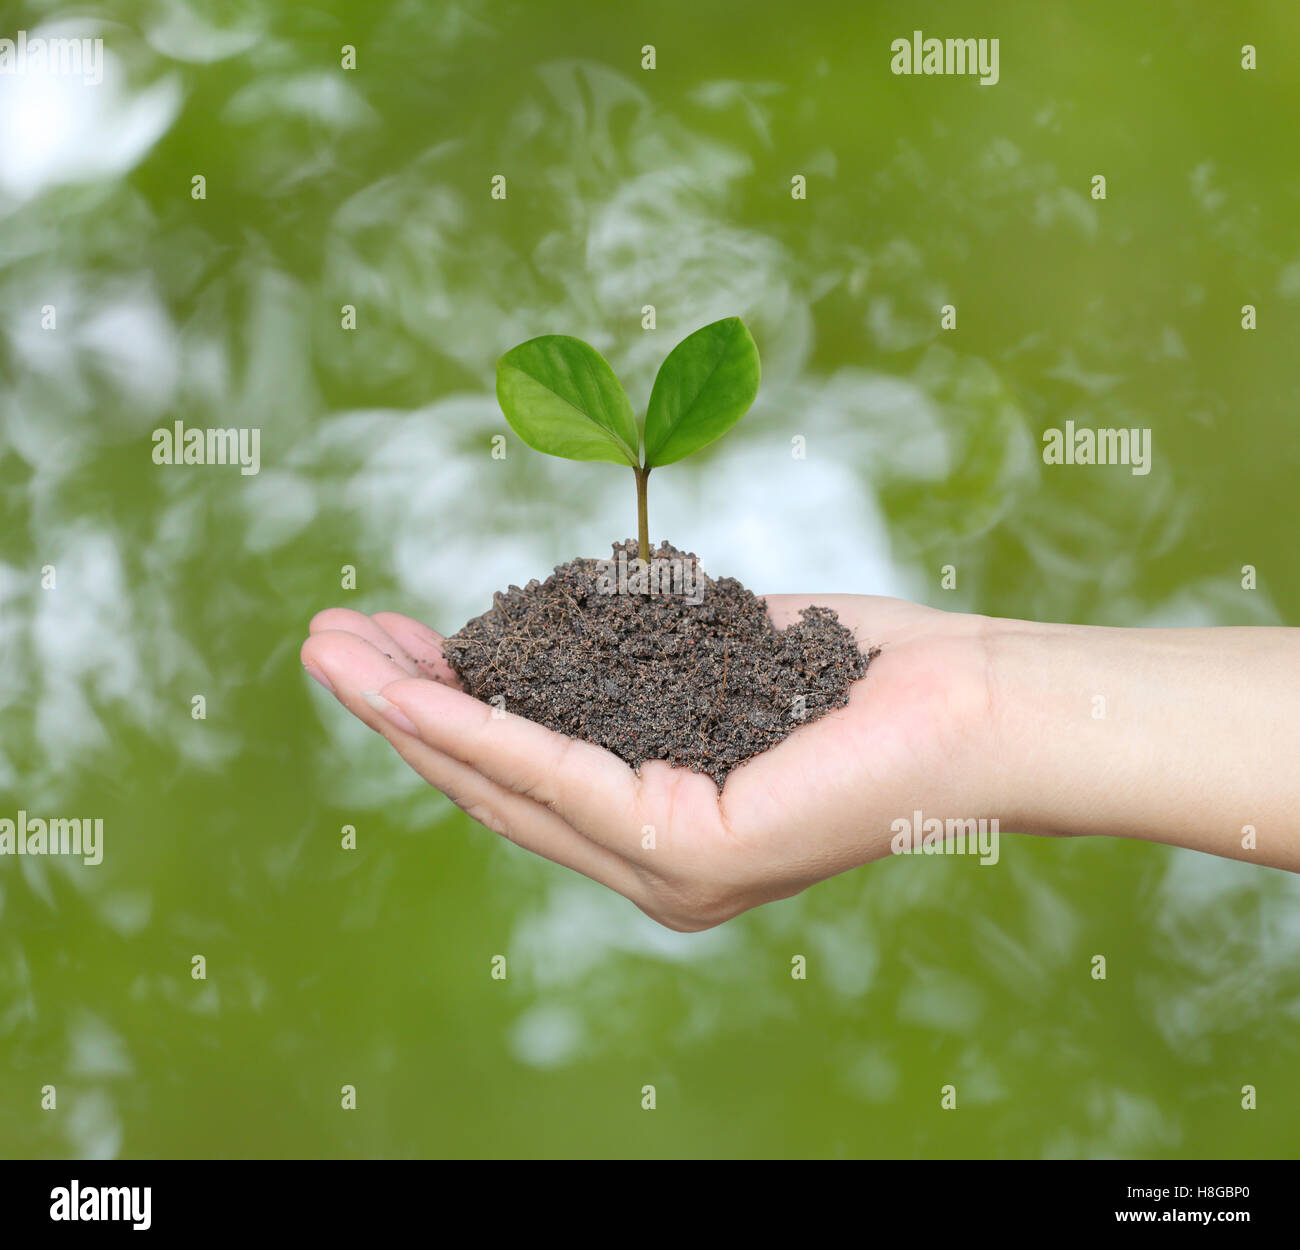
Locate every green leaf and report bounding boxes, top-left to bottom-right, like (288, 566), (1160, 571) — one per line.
(642, 317), (761, 467)
(496, 335), (639, 466)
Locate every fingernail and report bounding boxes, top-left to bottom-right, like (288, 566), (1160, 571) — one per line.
(361, 689), (419, 736)
(304, 663), (335, 695)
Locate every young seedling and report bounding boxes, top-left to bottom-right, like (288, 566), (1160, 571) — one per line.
(496, 317), (761, 562)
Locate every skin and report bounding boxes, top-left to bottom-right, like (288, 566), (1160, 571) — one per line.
(300, 599), (1300, 931)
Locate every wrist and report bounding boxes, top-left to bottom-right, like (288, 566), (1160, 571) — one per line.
(978, 617), (1090, 838)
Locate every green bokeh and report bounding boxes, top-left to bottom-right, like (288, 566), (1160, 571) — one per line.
(1, 0), (1297, 1158)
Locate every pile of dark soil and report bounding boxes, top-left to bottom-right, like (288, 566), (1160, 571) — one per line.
(443, 540), (876, 788)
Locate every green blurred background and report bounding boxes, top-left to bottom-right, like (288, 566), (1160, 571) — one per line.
(1, 0), (1297, 1158)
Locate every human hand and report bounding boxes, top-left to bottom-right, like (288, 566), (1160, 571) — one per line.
(300, 597), (997, 930)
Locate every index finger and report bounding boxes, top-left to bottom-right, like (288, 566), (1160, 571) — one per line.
(377, 676), (648, 855)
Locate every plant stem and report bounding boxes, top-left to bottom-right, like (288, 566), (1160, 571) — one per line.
(634, 465), (650, 563)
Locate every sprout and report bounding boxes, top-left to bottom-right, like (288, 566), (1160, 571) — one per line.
(495, 317), (761, 562)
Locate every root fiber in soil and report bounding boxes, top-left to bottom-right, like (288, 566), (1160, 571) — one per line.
(443, 540), (876, 788)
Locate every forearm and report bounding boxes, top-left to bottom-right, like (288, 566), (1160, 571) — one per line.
(982, 619), (1300, 870)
